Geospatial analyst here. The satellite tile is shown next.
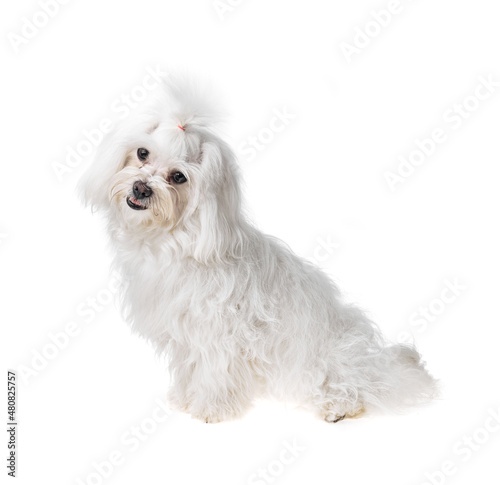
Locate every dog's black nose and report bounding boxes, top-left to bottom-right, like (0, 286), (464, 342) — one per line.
(133, 181), (152, 199)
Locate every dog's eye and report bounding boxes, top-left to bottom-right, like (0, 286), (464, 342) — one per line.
(171, 172), (187, 184)
(137, 148), (149, 161)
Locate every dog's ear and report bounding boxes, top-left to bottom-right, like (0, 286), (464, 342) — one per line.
(78, 125), (130, 211)
(190, 141), (244, 263)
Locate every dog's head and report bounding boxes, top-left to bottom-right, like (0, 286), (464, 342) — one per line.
(80, 75), (243, 261)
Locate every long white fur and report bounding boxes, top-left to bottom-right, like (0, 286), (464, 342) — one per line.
(79, 74), (438, 423)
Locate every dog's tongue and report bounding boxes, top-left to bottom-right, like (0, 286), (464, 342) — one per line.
(131, 198), (143, 207)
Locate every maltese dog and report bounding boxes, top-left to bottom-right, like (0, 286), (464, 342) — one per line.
(80, 74), (437, 423)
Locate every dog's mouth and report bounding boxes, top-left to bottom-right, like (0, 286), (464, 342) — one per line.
(126, 197), (148, 211)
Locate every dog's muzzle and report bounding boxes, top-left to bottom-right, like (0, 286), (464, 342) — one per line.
(126, 181), (152, 210)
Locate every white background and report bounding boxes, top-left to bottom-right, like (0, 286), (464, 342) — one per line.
(2, 1), (500, 484)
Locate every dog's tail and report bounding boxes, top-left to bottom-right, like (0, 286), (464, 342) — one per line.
(361, 342), (439, 413)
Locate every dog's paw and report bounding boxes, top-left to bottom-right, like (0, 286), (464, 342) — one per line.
(189, 409), (232, 424)
(188, 400), (247, 424)
(325, 413), (346, 423)
(320, 401), (365, 423)
(201, 414), (225, 424)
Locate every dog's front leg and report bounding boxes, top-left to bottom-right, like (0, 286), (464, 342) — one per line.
(181, 345), (256, 423)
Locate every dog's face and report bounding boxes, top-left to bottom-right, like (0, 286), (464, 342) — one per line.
(80, 77), (243, 260)
(106, 124), (200, 229)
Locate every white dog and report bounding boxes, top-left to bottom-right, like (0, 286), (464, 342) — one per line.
(80, 75), (437, 423)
